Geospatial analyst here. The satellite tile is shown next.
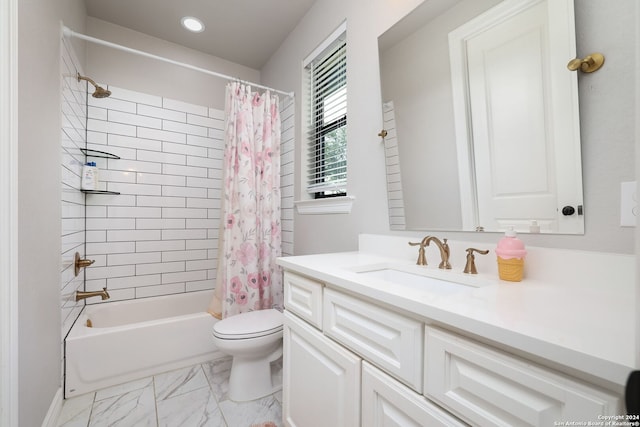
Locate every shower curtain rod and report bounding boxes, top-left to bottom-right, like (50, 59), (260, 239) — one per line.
(62, 26), (295, 99)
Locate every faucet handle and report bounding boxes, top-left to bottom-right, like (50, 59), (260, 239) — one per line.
(408, 240), (427, 266)
(74, 251), (95, 277)
(463, 248), (489, 274)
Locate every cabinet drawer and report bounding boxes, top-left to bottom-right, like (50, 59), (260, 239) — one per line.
(323, 287), (423, 391)
(424, 327), (621, 427)
(284, 271), (323, 329)
(362, 361), (467, 427)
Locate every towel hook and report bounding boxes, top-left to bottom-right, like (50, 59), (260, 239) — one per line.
(567, 53), (605, 73)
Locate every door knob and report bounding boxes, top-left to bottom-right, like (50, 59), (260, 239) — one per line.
(561, 206), (575, 216)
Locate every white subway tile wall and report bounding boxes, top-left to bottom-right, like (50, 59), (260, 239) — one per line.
(60, 37), (87, 339)
(83, 85), (295, 303)
(382, 101), (406, 230)
(280, 97), (295, 256)
(82, 86), (220, 302)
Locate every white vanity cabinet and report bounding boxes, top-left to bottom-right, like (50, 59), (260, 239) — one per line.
(282, 270), (622, 427)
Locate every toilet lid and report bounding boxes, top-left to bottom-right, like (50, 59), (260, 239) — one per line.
(213, 308), (283, 339)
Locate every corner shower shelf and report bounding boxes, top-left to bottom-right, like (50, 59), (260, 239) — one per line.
(80, 148), (120, 195)
(80, 148), (120, 159)
(80, 189), (121, 195)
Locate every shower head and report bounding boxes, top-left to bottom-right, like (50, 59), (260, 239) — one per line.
(77, 73), (111, 98)
(91, 86), (112, 99)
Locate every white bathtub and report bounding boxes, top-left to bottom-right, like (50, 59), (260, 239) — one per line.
(65, 290), (220, 397)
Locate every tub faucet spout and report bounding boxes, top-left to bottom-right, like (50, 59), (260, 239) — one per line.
(76, 287), (110, 302)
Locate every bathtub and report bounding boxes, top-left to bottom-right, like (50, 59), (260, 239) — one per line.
(65, 290), (220, 398)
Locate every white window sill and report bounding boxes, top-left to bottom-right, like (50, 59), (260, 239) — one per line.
(295, 196), (355, 215)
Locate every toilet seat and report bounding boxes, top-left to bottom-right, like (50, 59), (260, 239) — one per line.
(213, 308), (283, 340)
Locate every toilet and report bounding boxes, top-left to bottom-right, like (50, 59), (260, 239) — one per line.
(212, 308), (284, 402)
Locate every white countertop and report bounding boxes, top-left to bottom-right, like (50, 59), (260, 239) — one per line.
(278, 248), (636, 390)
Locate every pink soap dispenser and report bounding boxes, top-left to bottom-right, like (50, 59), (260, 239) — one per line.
(495, 226), (527, 282)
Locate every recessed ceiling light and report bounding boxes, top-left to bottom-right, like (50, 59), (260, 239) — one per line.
(181, 16), (205, 33)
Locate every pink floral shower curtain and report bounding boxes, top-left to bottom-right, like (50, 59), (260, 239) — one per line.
(208, 82), (282, 319)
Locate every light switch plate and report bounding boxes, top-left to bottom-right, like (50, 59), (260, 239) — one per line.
(620, 181), (637, 227)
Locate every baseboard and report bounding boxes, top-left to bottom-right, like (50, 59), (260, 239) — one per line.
(41, 387), (62, 427)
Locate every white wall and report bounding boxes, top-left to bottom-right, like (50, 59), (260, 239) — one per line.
(84, 17), (262, 110)
(572, 1), (636, 253)
(18, 0), (86, 425)
(262, 0), (636, 255)
(1, 0), (19, 424)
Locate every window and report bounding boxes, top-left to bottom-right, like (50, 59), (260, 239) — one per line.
(305, 28), (347, 199)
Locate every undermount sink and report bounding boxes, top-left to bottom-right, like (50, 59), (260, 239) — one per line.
(354, 264), (491, 295)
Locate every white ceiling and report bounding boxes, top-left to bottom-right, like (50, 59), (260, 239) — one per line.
(84, 0), (316, 70)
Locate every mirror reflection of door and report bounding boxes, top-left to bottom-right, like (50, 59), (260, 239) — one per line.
(450, 0), (583, 233)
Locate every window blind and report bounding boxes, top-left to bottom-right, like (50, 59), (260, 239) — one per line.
(306, 38), (347, 197)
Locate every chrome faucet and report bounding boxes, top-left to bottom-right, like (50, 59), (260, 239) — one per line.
(424, 236), (451, 270)
(75, 287), (110, 302)
(408, 236), (451, 269)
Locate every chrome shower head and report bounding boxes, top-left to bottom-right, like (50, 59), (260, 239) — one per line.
(77, 73), (111, 98)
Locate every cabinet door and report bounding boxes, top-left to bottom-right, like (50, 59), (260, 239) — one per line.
(283, 311), (361, 427)
(424, 327), (621, 426)
(362, 361), (467, 427)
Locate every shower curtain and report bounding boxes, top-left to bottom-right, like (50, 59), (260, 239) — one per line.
(208, 82), (282, 319)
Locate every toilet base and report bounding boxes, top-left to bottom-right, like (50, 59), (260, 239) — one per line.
(228, 346), (283, 402)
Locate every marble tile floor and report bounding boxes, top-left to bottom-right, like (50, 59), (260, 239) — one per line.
(56, 356), (283, 427)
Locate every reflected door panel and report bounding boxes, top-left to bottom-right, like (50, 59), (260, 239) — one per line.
(448, 0), (583, 234)
(467, 1), (557, 231)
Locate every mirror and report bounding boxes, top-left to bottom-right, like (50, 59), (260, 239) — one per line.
(378, 0), (584, 234)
